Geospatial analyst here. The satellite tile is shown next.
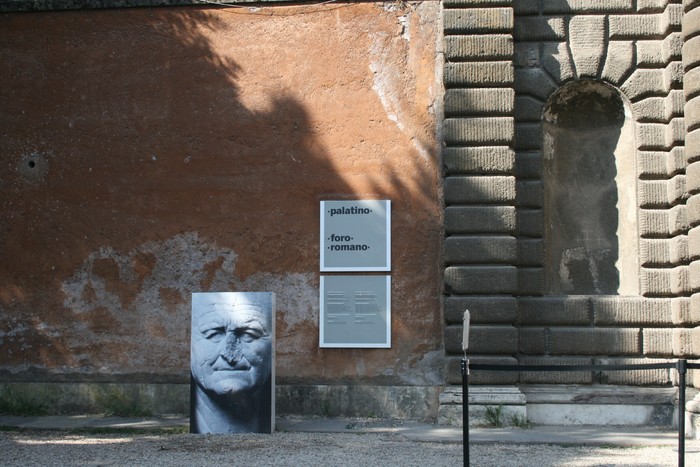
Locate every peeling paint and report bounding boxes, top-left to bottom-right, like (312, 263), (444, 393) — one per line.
(62, 232), (237, 318)
(240, 272), (317, 332)
(60, 232), (318, 374)
(399, 350), (444, 385)
(368, 13), (431, 160)
(1, 323), (29, 338)
(60, 233), (237, 370)
(369, 33), (403, 129)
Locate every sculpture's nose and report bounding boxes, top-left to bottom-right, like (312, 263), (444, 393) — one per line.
(222, 332), (243, 365)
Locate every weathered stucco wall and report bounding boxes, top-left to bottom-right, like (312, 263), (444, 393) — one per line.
(0, 3), (443, 386)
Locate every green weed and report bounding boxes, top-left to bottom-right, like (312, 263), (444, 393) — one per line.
(484, 405), (504, 428)
(510, 412), (530, 429)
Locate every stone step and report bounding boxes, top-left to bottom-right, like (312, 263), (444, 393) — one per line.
(438, 385), (526, 427)
(438, 385), (691, 428)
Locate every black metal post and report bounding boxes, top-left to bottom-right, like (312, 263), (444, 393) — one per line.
(678, 359), (687, 467)
(462, 357), (469, 467)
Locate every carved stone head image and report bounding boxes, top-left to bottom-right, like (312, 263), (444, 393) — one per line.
(190, 292), (275, 434)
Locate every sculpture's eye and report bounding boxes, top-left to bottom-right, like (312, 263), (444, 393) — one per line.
(200, 325), (226, 341)
(236, 324), (266, 343)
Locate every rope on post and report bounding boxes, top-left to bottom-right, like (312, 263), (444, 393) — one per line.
(466, 359), (700, 467)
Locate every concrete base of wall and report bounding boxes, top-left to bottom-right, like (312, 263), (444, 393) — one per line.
(438, 386), (527, 427)
(522, 385), (680, 426)
(0, 382), (190, 417)
(1, 381), (691, 429)
(438, 385), (690, 428)
(687, 393), (700, 439)
(0, 382), (440, 421)
(276, 384), (440, 420)
(689, 413), (700, 439)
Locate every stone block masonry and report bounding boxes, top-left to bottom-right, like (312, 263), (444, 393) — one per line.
(443, 146), (515, 174)
(444, 296), (518, 324)
(684, 0), (700, 434)
(443, 0), (700, 393)
(444, 205), (516, 233)
(444, 235), (517, 264)
(441, 0), (516, 385)
(445, 324), (518, 354)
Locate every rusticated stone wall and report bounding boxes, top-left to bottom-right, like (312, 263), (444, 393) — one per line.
(443, 0), (700, 390)
(442, 0), (519, 385)
(683, 0), (700, 429)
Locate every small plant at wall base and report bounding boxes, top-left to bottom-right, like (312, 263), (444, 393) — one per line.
(0, 386), (52, 416)
(321, 399), (332, 417)
(94, 390), (153, 418)
(510, 413), (530, 429)
(484, 405), (504, 428)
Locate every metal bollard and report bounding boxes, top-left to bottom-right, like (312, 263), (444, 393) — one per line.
(678, 359), (687, 467)
(462, 357), (469, 467)
(462, 310), (470, 467)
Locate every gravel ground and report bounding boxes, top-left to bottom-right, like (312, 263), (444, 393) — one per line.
(2, 430), (699, 467)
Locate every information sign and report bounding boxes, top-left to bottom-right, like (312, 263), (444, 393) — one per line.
(319, 275), (391, 348)
(320, 200), (391, 271)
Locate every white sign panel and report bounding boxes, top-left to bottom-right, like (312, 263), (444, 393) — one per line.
(320, 200), (391, 272)
(319, 275), (391, 348)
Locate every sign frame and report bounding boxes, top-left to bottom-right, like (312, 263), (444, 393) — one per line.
(320, 199), (391, 272)
(319, 275), (391, 348)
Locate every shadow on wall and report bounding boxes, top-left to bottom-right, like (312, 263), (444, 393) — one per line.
(0, 4), (441, 383)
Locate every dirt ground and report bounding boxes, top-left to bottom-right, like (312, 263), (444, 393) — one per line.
(2, 429), (699, 467)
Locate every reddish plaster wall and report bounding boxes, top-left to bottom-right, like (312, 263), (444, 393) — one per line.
(0, 3), (443, 385)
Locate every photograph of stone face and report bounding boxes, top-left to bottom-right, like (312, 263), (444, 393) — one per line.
(190, 292), (275, 434)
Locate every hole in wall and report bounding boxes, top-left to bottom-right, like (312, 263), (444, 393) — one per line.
(17, 153), (49, 181)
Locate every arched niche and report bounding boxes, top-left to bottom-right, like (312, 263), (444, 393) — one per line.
(543, 80), (638, 295)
